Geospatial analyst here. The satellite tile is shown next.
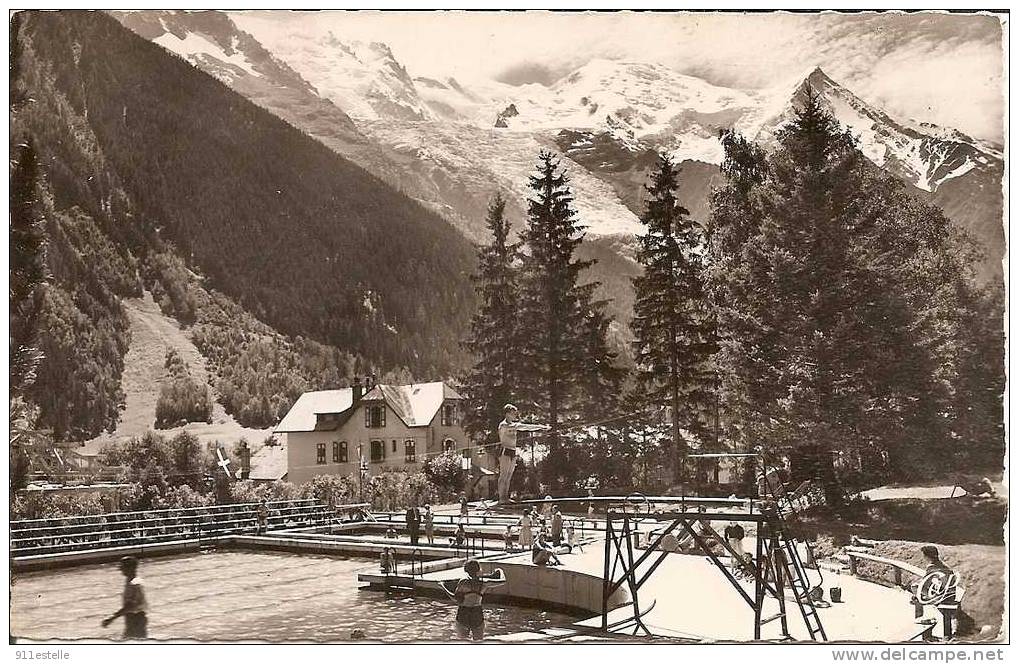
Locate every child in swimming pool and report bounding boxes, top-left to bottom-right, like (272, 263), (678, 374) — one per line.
(441, 559), (507, 641)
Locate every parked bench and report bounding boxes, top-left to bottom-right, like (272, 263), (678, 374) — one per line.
(845, 550), (966, 640)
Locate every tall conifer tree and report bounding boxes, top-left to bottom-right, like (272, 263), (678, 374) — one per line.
(707, 88), (1002, 488)
(10, 139), (47, 396)
(463, 193), (523, 443)
(516, 151), (618, 488)
(706, 130), (771, 464)
(630, 156), (714, 483)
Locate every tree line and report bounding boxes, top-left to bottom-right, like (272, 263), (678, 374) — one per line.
(463, 92), (1004, 494)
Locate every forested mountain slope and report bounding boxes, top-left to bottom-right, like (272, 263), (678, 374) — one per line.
(12, 11), (477, 438)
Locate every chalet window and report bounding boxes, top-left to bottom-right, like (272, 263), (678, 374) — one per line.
(338, 441), (348, 463)
(365, 404), (386, 428)
(370, 439), (385, 463)
(316, 443), (326, 465)
(405, 440), (416, 463)
(441, 403), (457, 426)
(392, 439), (397, 453)
(443, 438), (456, 453)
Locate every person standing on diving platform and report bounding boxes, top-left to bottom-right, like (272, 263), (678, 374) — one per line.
(497, 404), (550, 503)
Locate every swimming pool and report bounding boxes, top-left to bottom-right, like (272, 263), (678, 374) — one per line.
(10, 550), (579, 642)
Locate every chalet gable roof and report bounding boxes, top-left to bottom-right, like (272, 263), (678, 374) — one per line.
(275, 382), (463, 433)
(362, 381), (464, 427)
(275, 388), (353, 433)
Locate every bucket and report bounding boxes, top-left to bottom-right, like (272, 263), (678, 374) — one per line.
(830, 586), (842, 603)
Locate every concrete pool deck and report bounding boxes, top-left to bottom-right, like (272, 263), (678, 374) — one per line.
(359, 541), (922, 642)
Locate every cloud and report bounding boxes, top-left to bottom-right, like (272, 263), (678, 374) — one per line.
(494, 61), (573, 86)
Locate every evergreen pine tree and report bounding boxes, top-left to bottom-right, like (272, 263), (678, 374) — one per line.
(706, 130), (771, 459)
(9, 139), (47, 396)
(630, 156), (715, 483)
(706, 88), (1003, 489)
(462, 193), (524, 443)
(516, 151), (619, 488)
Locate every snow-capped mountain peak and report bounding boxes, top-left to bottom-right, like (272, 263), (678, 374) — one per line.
(119, 11), (1002, 284)
(221, 25), (434, 122)
(749, 65), (999, 193)
(115, 10), (319, 97)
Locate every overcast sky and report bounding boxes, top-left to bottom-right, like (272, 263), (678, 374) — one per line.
(233, 11), (1006, 143)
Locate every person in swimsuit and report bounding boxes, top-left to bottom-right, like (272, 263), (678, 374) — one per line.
(256, 499), (269, 535)
(442, 559), (507, 641)
(102, 556), (148, 639)
(497, 404), (550, 503)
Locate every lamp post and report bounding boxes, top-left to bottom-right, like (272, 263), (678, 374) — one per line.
(461, 452), (471, 501)
(359, 447), (369, 503)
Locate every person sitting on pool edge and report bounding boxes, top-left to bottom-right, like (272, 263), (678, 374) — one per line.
(450, 523), (467, 549)
(441, 559), (507, 641)
(531, 532), (562, 567)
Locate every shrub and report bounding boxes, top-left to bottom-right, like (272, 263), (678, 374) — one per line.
(157, 484), (215, 509)
(299, 474), (358, 506)
(10, 491), (106, 520)
(365, 470), (437, 511)
(154, 349), (213, 428)
(424, 450), (466, 498)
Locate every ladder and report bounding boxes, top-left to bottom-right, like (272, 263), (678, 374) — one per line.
(762, 515), (828, 641)
(758, 451), (828, 642)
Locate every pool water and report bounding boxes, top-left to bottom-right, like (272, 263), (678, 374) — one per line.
(11, 551), (578, 642)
